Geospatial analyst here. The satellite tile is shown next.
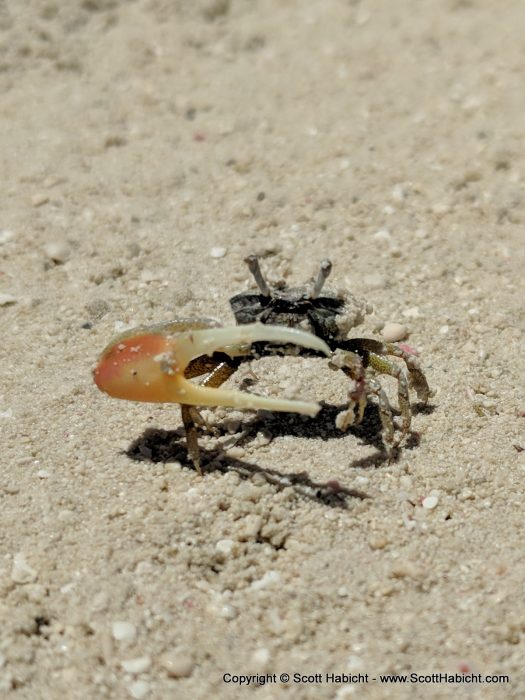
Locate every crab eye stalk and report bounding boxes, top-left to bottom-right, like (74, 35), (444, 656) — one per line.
(244, 254), (271, 297)
(311, 259), (332, 299)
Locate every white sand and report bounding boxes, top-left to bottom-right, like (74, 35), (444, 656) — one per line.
(1, 1), (524, 698)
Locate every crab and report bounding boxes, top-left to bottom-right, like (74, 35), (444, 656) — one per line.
(93, 319), (330, 473)
(229, 255), (431, 453)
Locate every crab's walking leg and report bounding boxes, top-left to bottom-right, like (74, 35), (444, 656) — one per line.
(330, 350), (368, 429)
(181, 404), (203, 475)
(382, 342), (431, 404)
(344, 338), (430, 404)
(186, 356), (240, 387)
(367, 377), (395, 450)
(333, 365), (396, 453)
(368, 352), (411, 440)
(330, 348), (404, 451)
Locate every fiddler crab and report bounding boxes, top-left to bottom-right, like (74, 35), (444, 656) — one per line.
(93, 255), (431, 472)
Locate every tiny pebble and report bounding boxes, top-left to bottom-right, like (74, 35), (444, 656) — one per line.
(112, 621), (137, 643)
(36, 470), (50, 479)
(337, 586), (349, 597)
(11, 552), (38, 584)
(431, 203), (450, 216)
(215, 539), (234, 555)
(128, 680), (150, 699)
(225, 446), (245, 459)
(422, 495), (439, 509)
(237, 514), (263, 540)
(368, 535), (389, 550)
(121, 657), (151, 674)
(347, 655), (364, 671)
(0, 229), (15, 244)
(390, 561), (423, 580)
(225, 419), (241, 434)
(251, 570), (281, 591)
(114, 320), (137, 333)
(58, 509), (75, 523)
(335, 687), (357, 699)
(140, 269), (160, 283)
(381, 323), (408, 342)
(0, 293), (17, 306)
(402, 306), (420, 318)
(391, 184), (405, 202)
(255, 430), (272, 446)
(43, 241), (69, 263)
(251, 647), (270, 666)
(91, 591), (109, 612)
(159, 651), (195, 678)
(210, 246), (227, 258)
(219, 604), (238, 620)
(373, 228), (391, 241)
(32, 193), (49, 207)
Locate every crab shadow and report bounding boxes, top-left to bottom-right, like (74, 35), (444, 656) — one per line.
(126, 425), (368, 508)
(125, 401), (432, 505)
(226, 401), (428, 465)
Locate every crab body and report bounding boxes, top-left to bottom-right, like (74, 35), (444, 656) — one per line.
(230, 256), (368, 348)
(229, 256), (431, 454)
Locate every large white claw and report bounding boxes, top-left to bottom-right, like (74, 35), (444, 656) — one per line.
(95, 322), (330, 417)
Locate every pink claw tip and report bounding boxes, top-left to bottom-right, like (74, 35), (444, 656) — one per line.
(398, 343), (419, 356)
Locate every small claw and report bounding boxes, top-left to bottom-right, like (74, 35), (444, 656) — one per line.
(94, 322), (329, 417)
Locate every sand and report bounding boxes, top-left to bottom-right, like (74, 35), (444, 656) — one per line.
(1, 1), (524, 698)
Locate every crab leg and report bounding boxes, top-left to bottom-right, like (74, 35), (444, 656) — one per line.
(343, 338), (431, 404)
(330, 347), (407, 451)
(368, 352), (411, 438)
(180, 404), (203, 473)
(367, 377), (395, 448)
(381, 342), (431, 404)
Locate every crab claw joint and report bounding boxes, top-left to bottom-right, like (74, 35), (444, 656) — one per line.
(93, 322), (330, 417)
